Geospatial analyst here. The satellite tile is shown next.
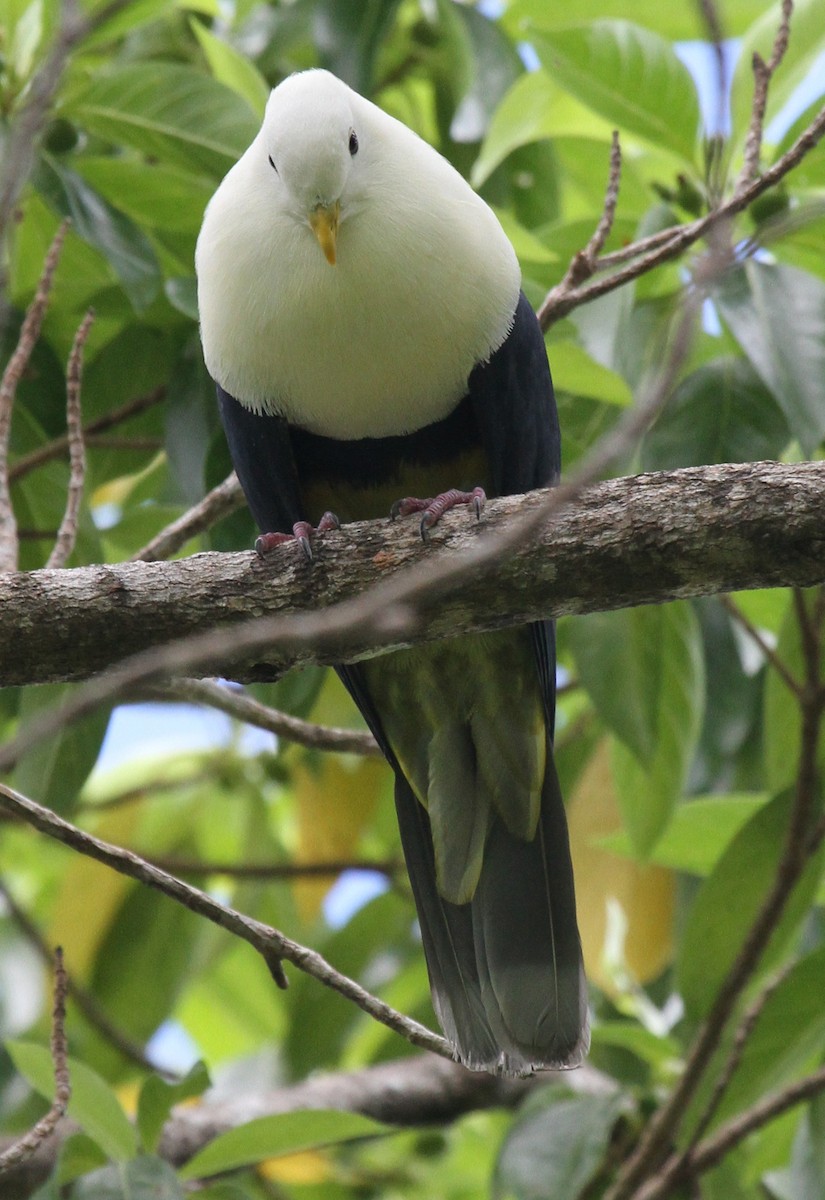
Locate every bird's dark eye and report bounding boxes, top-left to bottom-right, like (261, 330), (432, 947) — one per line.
(268, 154), (278, 174)
(348, 130), (359, 156)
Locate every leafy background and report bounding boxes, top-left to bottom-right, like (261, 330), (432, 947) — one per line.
(1, 0), (825, 1196)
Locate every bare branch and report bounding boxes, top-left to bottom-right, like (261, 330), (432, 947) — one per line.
(0, 0), (137, 283)
(0, 949), (70, 1177)
(9, 387), (166, 483)
(537, 131), (621, 323)
(737, 0), (793, 189)
(46, 308), (93, 570)
(147, 676), (379, 755)
(685, 960), (796, 1151)
(0, 881), (171, 1077)
(605, 599), (825, 1200)
(635, 1060), (825, 1200)
(0, 781), (452, 1061)
(131, 473), (245, 563)
(539, 97), (825, 329)
(719, 593), (802, 698)
(149, 855), (401, 880)
(0, 220), (70, 572)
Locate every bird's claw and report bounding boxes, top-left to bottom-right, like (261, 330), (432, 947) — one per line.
(390, 487), (487, 541)
(255, 512), (340, 562)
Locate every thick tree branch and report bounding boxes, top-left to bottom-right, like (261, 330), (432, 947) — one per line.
(0, 1054), (614, 1197)
(0, 461), (822, 695)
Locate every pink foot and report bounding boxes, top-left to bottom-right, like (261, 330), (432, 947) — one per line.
(255, 511), (340, 562)
(390, 487), (486, 540)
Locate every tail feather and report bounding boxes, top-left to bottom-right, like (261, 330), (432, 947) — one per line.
(394, 748), (588, 1076)
(472, 754), (589, 1070)
(394, 774), (500, 1067)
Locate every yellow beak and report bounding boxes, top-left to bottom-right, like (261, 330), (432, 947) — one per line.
(309, 202), (340, 266)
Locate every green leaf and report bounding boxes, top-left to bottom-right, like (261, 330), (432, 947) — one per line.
(54, 1132), (109, 1186)
(765, 1094), (825, 1200)
(701, 946), (825, 1128)
(494, 1088), (624, 1200)
(80, 0), (184, 50)
(7, 1041), (138, 1161)
(473, 72), (543, 186)
(34, 155), (161, 311)
(641, 356), (790, 469)
(730, 0), (825, 148)
(503, 0), (776, 40)
(715, 261), (825, 456)
(7, 0), (44, 80)
(678, 790), (825, 1021)
(763, 593), (825, 793)
(70, 1155), (184, 1199)
(448, 3), (523, 142)
(616, 612), (705, 852)
(529, 21), (701, 162)
(775, 98), (825, 190)
(137, 1061), (210, 1153)
(551, 341), (632, 406)
(64, 63), (259, 176)
(179, 1110), (390, 1181)
(75, 157), (213, 235)
(313, 0), (404, 93)
(569, 605), (705, 852)
(89, 880), (204, 1061)
(190, 20), (269, 117)
(283, 892), (413, 1078)
(11, 684), (111, 816)
(601, 793), (769, 875)
(591, 1021), (680, 1069)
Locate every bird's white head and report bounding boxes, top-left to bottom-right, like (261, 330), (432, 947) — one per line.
(196, 67), (521, 437)
(260, 70), (363, 265)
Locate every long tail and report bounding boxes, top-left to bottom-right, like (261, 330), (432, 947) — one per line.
(394, 745), (589, 1075)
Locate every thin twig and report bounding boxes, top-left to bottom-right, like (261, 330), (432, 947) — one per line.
(146, 677), (380, 756)
(84, 435), (163, 452)
(0, 881), (171, 1077)
(9, 387), (166, 483)
(0, 0), (136, 284)
(737, 0), (793, 190)
(695, 0), (728, 147)
(719, 594), (802, 699)
(131, 473), (245, 563)
(0, 220), (70, 572)
(0, 948), (71, 1176)
(47, 309), (93, 570)
(149, 856), (402, 880)
(0, 781), (451, 1061)
(538, 131), (621, 323)
(539, 98), (825, 330)
(635, 1061), (825, 1200)
(685, 959), (796, 1151)
(605, 614), (825, 1200)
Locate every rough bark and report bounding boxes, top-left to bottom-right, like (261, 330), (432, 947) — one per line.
(0, 460), (823, 687)
(0, 1055), (613, 1197)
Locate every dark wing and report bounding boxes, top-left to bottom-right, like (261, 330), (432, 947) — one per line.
(217, 384), (305, 533)
(469, 291), (560, 733)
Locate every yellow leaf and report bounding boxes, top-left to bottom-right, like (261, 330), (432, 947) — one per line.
(292, 673), (390, 920)
(49, 804), (140, 977)
(258, 1149), (332, 1183)
(567, 739), (674, 993)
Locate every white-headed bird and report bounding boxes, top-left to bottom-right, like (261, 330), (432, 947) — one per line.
(196, 69), (588, 1074)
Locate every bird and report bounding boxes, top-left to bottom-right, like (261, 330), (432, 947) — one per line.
(196, 68), (588, 1075)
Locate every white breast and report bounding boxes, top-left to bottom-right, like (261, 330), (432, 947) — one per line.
(196, 89), (521, 440)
